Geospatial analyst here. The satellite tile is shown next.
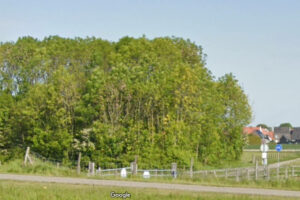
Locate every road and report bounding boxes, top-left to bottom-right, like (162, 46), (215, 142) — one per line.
(1, 173), (300, 198)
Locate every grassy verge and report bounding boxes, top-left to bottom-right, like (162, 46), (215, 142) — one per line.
(245, 144), (300, 150)
(0, 180), (299, 200)
(1, 159), (300, 191)
(0, 151), (300, 191)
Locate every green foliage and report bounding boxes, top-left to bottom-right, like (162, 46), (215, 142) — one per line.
(279, 123), (293, 128)
(256, 124), (272, 131)
(0, 36), (252, 167)
(247, 134), (262, 145)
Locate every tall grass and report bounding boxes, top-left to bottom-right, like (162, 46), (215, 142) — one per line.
(0, 159), (78, 177)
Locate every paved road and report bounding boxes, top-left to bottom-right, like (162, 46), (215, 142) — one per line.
(1, 173), (300, 198)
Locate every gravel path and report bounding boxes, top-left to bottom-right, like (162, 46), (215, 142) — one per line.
(1, 173), (300, 198)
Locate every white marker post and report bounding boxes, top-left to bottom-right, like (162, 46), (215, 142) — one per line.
(260, 138), (269, 177)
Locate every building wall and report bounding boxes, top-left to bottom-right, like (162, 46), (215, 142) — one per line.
(292, 127), (300, 141)
(274, 127), (291, 143)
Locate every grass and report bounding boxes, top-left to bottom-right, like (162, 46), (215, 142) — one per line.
(0, 180), (299, 200)
(0, 151), (299, 191)
(1, 159), (300, 191)
(0, 159), (78, 177)
(194, 151), (300, 170)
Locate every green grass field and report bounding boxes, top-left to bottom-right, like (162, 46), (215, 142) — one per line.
(1, 159), (300, 191)
(245, 144), (300, 150)
(0, 181), (298, 200)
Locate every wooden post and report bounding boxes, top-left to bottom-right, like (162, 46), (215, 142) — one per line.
(213, 170), (217, 178)
(24, 147), (33, 166)
(88, 162), (95, 176)
(56, 162), (60, 168)
(92, 162), (95, 175)
(235, 169), (239, 182)
(77, 152), (81, 175)
(171, 163), (177, 178)
(131, 162), (137, 175)
(252, 155), (255, 164)
(292, 166), (295, 177)
(190, 158), (194, 178)
(255, 161), (258, 180)
(247, 168), (250, 180)
(131, 155), (138, 175)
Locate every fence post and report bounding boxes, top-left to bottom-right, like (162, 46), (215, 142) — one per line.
(235, 169), (239, 182)
(247, 168), (250, 180)
(24, 147), (33, 166)
(88, 162), (95, 176)
(131, 162), (137, 175)
(255, 161), (258, 180)
(292, 166), (295, 177)
(267, 167), (270, 180)
(190, 158), (194, 179)
(252, 155), (255, 164)
(56, 162), (60, 168)
(77, 152), (81, 175)
(171, 163), (177, 178)
(285, 167), (288, 179)
(225, 169), (228, 179)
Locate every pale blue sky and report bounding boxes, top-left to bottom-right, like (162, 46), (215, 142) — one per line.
(1, 0), (300, 127)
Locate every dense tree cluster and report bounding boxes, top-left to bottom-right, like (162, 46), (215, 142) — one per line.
(0, 36), (251, 168)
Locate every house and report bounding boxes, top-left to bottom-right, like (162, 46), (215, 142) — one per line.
(274, 127), (292, 143)
(243, 127), (274, 141)
(291, 127), (300, 142)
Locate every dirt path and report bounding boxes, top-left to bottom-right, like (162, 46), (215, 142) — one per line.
(1, 173), (300, 198)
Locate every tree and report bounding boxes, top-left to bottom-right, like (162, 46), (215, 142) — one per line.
(279, 123), (293, 128)
(256, 124), (272, 131)
(0, 36), (252, 167)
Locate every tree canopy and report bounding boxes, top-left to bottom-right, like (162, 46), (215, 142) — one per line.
(256, 124), (272, 131)
(0, 36), (252, 168)
(279, 123), (293, 128)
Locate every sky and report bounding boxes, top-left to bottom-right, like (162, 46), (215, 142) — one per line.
(0, 0), (300, 127)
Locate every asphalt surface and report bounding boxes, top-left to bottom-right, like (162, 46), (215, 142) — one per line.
(1, 173), (300, 198)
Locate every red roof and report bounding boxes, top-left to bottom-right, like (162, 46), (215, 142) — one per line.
(243, 127), (274, 140)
